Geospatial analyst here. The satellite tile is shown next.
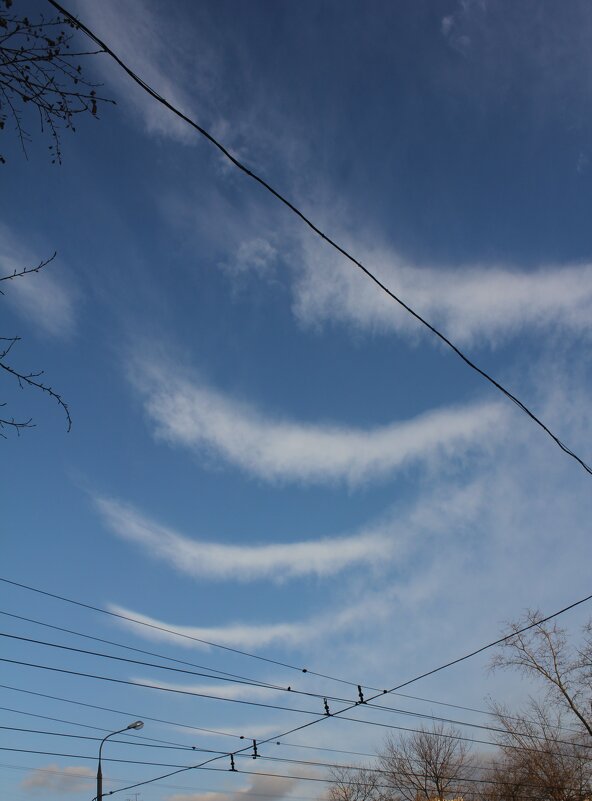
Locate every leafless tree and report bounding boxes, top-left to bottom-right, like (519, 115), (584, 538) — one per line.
(479, 611), (592, 801)
(0, 0), (113, 163)
(328, 764), (381, 801)
(491, 611), (592, 739)
(1, 1), (113, 434)
(378, 724), (474, 801)
(480, 701), (592, 801)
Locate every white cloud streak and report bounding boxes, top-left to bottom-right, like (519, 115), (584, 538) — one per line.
(73, 0), (205, 143)
(292, 236), (592, 347)
(108, 593), (387, 651)
(103, 479), (486, 653)
(132, 677), (283, 700)
(96, 496), (400, 581)
(131, 360), (505, 485)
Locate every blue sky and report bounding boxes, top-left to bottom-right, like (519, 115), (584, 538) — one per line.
(2, 1), (592, 799)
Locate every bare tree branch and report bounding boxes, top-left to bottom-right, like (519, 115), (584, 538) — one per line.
(0, 346), (71, 431)
(491, 611), (592, 739)
(0, 0), (114, 163)
(0, 250), (56, 294)
(483, 701), (592, 801)
(379, 724), (474, 801)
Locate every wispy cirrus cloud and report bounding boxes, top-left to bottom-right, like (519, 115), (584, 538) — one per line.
(219, 237), (278, 280)
(292, 235), (592, 347)
(167, 187), (592, 349)
(104, 480), (488, 652)
(109, 593), (390, 652)
(73, 0), (209, 143)
(21, 764), (93, 794)
(132, 677), (285, 701)
(95, 496), (400, 581)
(0, 227), (76, 338)
(130, 359), (505, 485)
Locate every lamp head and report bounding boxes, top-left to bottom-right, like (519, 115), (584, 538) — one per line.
(127, 720), (144, 730)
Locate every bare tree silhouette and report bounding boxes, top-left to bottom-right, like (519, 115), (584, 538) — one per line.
(0, 0), (113, 163)
(1, 0), (112, 435)
(483, 701), (592, 801)
(379, 724), (473, 801)
(491, 611), (592, 739)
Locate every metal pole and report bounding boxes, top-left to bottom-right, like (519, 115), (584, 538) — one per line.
(96, 755), (103, 801)
(95, 723), (143, 801)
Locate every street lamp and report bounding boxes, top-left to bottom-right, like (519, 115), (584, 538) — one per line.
(96, 721), (144, 801)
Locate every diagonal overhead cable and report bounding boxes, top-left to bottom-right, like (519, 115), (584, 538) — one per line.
(47, 0), (592, 477)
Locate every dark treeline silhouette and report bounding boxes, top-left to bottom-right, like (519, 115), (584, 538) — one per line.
(1, 0), (111, 434)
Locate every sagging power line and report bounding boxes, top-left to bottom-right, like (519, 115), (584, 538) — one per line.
(47, 0), (592, 478)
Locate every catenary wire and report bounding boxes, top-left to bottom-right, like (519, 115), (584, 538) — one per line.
(4, 649), (590, 753)
(96, 589), (592, 798)
(0, 656), (510, 747)
(0, 682), (547, 758)
(3, 580), (591, 784)
(0, 682), (260, 741)
(47, 0), (592, 479)
(0, 609), (285, 690)
(0, 724), (222, 754)
(0, 630), (317, 697)
(0, 656), (323, 716)
(0, 706), (214, 751)
(3, 630), (589, 749)
(0, 745), (585, 795)
(1, 685), (582, 760)
(0, 575), (381, 691)
(0, 682), (542, 758)
(0, 762), (319, 800)
(4, 722), (588, 781)
(4, 574), (591, 740)
(0, 604), (583, 737)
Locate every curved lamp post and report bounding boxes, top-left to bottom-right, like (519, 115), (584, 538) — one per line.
(96, 720), (144, 801)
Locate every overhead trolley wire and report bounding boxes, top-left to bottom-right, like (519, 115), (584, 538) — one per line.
(0, 656), (323, 716)
(0, 630), (311, 697)
(0, 744), (586, 795)
(0, 598), (584, 738)
(0, 682), (261, 741)
(3, 630), (590, 750)
(0, 575), (381, 691)
(0, 762), (319, 801)
(0, 682), (560, 761)
(47, 0), (592, 478)
(4, 720), (589, 781)
(2, 684), (584, 761)
(17, 588), (589, 799)
(2, 581), (591, 737)
(0, 724), (220, 754)
(0, 608), (284, 689)
(0, 706), (211, 751)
